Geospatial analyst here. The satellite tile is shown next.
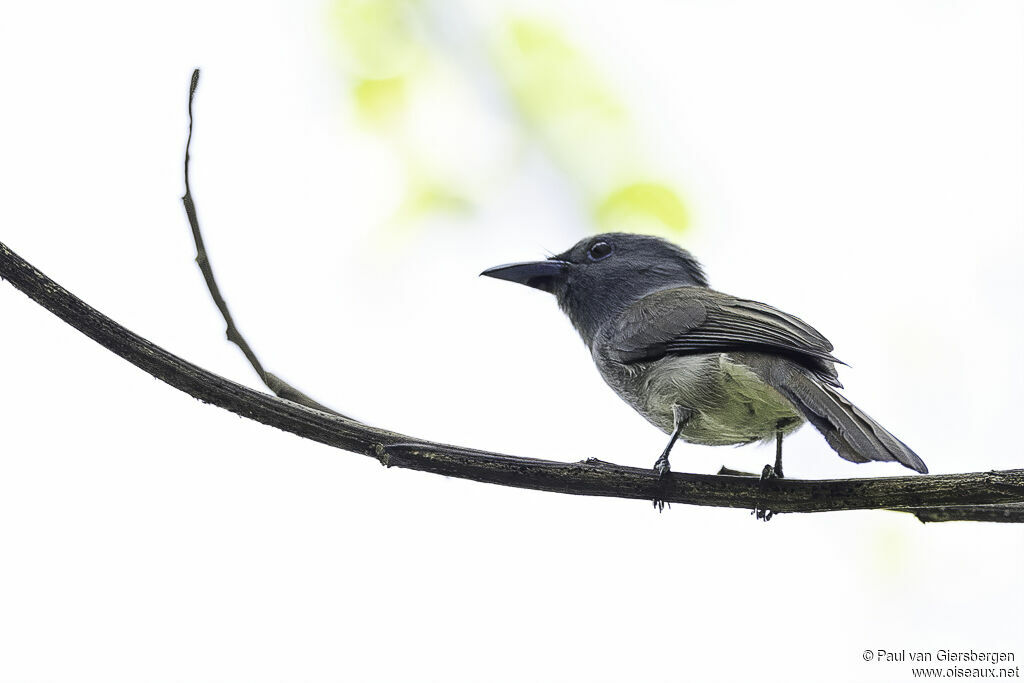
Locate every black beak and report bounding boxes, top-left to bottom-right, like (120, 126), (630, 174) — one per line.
(480, 260), (568, 293)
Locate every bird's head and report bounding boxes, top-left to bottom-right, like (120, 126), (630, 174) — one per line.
(481, 232), (708, 345)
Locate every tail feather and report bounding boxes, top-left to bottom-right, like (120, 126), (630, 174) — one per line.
(779, 371), (928, 474)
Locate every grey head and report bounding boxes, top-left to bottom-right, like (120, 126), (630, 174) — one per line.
(481, 232), (708, 346)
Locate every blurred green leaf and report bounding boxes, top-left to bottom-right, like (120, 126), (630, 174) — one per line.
(330, 7), (691, 240)
(596, 182), (689, 234)
(495, 18), (688, 235)
(353, 76), (407, 125)
(330, 0), (422, 79)
(400, 182), (473, 218)
(501, 19), (626, 126)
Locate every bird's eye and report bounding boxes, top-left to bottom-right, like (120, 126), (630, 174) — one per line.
(587, 241), (613, 261)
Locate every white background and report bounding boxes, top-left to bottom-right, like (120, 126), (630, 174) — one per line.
(1, 1), (1022, 681)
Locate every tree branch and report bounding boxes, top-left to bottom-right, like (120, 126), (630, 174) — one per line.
(715, 468), (1024, 523)
(2, 240), (1024, 520)
(1, 70), (1021, 522)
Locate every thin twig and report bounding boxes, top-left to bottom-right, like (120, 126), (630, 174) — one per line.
(181, 69), (350, 418)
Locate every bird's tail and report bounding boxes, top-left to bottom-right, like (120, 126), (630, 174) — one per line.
(778, 371), (928, 474)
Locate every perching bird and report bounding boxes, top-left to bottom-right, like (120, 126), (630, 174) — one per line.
(481, 232), (927, 502)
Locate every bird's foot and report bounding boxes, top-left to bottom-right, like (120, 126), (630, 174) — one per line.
(753, 463), (781, 522)
(653, 455), (672, 479)
(651, 456), (673, 512)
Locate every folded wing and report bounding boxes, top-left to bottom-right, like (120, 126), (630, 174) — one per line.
(607, 287), (843, 387)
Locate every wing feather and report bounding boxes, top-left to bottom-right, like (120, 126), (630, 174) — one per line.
(607, 287), (843, 387)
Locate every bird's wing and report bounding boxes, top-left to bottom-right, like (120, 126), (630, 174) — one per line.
(606, 287), (843, 385)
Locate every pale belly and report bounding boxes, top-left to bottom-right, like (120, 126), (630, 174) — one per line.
(597, 351), (804, 446)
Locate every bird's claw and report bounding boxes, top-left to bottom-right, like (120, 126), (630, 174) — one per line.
(754, 464), (780, 521)
(651, 457), (673, 512)
(653, 456), (671, 479)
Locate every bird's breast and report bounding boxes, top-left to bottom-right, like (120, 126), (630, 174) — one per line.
(595, 351), (803, 446)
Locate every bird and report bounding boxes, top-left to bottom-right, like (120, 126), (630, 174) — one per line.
(481, 232), (927, 513)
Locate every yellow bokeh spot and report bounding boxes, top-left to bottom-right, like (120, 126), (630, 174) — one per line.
(500, 19), (626, 126)
(353, 77), (406, 125)
(596, 182), (689, 234)
(402, 184), (473, 218)
(330, 0), (421, 79)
